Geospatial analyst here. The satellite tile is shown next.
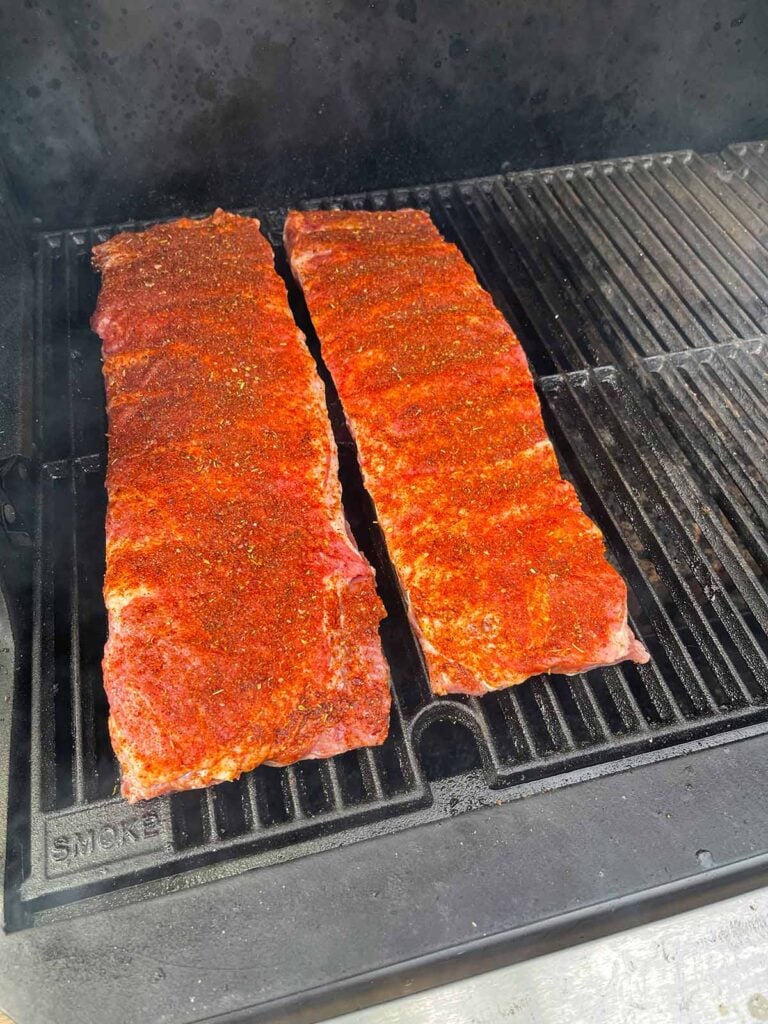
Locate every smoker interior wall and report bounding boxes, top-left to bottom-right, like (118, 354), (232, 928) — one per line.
(0, 0), (766, 227)
(0, 176), (32, 460)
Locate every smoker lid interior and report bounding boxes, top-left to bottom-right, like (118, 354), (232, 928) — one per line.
(1, 1), (767, 230)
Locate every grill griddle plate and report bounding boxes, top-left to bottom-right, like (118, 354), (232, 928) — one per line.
(2, 141), (768, 1024)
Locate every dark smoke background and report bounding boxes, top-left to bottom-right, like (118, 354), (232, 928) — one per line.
(0, 0), (766, 228)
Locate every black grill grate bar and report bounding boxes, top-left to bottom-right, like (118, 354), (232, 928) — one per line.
(202, 787), (217, 841)
(484, 690), (535, 761)
(283, 766), (305, 821)
(680, 154), (768, 250)
(360, 747), (386, 800)
(595, 665), (644, 734)
(600, 167), (757, 341)
(63, 238), (96, 804)
(561, 170), (717, 351)
(713, 353), (768, 438)
(29, 246), (50, 819)
(40, 240), (70, 461)
(706, 157), (768, 231)
(643, 346), (768, 571)
(68, 471), (85, 804)
(504, 690), (542, 758)
(587, 375), (767, 706)
(684, 360), (768, 470)
(646, 161), (768, 320)
(213, 780), (255, 838)
(722, 144), (768, 208)
(647, 343), (768, 458)
(173, 787), (430, 861)
(532, 400), (689, 723)
(62, 238), (75, 458)
(620, 640), (681, 724)
(74, 463), (115, 801)
(544, 377), (729, 716)
(725, 350), (768, 425)
(47, 471), (77, 808)
(465, 183), (588, 368)
(473, 182), (600, 369)
(244, 772), (262, 829)
(647, 361), (768, 577)
(492, 180), (626, 367)
(564, 675), (611, 743)
(536, 679), (576, 751)
(520, 173), (669, 358)
(694, 357), (768, 449)
(65, 234), (86, 800)
(322, 759), (345, 811)
(390, 698), (422, 783)
(618, 164), (767, 337)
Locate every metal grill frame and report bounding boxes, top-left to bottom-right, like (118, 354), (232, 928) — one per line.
(3, 142), (768, 1024)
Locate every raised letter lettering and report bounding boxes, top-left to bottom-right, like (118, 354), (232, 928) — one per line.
(72, 830), (95, 857)
(50, 836), (70, 863)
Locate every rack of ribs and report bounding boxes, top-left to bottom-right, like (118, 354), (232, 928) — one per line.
(92, 210), (390, 802)
(285, 208), (649, 696)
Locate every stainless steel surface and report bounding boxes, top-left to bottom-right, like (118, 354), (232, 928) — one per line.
(335, 887), (768, 1024)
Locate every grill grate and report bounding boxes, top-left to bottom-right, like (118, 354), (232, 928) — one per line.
(7, 142), (768, 928)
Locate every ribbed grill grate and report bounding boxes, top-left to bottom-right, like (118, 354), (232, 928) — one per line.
(8, 141), (768, 928)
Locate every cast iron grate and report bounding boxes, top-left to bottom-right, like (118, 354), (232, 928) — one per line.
(7, 144), (768, 929)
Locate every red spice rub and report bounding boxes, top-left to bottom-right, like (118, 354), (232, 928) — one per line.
(92, 210), (389, 802)
(285, 209), (649, 695)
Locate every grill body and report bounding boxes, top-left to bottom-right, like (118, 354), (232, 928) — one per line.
(2, 146), (768, 1021)
(1, 3), (768, 1020)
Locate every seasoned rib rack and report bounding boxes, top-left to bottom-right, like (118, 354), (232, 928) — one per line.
(91, 210), (390, 801)
(285, 209), (648, 694)
(10, 149), (768, 932)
